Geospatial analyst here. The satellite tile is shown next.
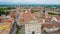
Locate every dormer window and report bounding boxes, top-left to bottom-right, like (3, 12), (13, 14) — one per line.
(43, 11), (45, 13)
(42, 10), (46, 16)
(52, 26), (56, 28)
(6, 18), (9, 20)
(2, 18), (9, 20)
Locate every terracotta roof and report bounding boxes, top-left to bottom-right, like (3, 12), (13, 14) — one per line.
(0, 29), (10, 34)
(0, 16), (1, 18)
(2, 18), (14, 23)
(43, 23), (60, 29)
(43, 31), (60, 34)
(56, 16), (60, 20)
(18, 12), (36, 22)
(0, 22), (12, 34)
(50, 31), (60, 34)
(18, 18), (24, 22)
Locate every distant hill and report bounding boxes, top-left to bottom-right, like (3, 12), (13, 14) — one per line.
(0, 4), (60, 8)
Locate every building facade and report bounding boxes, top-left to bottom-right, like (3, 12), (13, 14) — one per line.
(25, 23), (41, 34)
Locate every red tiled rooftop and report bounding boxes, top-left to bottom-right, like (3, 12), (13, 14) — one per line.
(56, 16), (60, 20)
(2, 18), (14, 23)
(18, 18), (24, 22)
(0, 16), (1, 18)
(18, 12), (36, 22)
(43, 23), (60, 29)
(50, 31), (60, 34)
(0, 28), (10, 34)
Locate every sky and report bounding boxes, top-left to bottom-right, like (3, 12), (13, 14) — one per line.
(0, 0), (60, 4)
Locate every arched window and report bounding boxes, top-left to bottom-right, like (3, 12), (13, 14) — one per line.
(32, 31), (35, 34)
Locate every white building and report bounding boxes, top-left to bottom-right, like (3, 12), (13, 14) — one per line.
(25, 23), (41, 34)
(17, 20), (41, 34)
(24, 20), (41, 34)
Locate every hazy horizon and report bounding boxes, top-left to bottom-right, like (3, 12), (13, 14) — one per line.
(0, 0), (60, 5)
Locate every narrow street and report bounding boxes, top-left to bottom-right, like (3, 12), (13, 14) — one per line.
(9, 22), (17, 34)
(19, 25), (25, 34)
(9, 13), (19, 34)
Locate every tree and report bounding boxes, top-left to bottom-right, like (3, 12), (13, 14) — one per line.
(5, 11), (10, 15)
(0, 11), (10, 16)
(0, 11), (5, 16)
